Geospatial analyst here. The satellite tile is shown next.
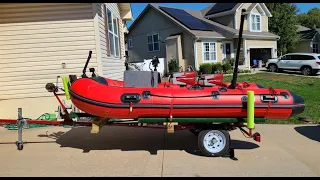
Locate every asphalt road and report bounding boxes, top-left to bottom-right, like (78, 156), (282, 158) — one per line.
(0, 124), (319, 177)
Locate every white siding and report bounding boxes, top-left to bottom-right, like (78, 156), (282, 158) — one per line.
(0, 3), (97, 101)
(0, 3), (98, 118)
(95, 3), (125, 80)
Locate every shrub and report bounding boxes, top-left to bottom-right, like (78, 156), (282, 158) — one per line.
(226, 69), (234, 74)
(199, 63), (213, 74)
(229, 58), (235, 66)
(222, 62), (232, 72)
(238, 69), (251, 73)
(213, 63), (223, 73)
(168, 58), (179, 73)
(227, 58), (245, 66)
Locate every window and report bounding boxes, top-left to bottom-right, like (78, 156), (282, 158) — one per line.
(147, 34), (160, 52)
(280, 55), (287, 60)
(107, 9), (119, 57)
(128, 39), (132, 48)
(250, 14), (261, 32)
(296, 55), (315, 60)
(202, 42), (217, 61)
(313, 43), (319, 53)
(286, 54), (315, 60)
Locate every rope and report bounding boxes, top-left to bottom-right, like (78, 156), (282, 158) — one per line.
(149, 92), (282, 99)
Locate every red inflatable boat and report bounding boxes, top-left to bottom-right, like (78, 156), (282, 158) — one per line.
(56, 48), (305, 122)
(67, 72), (304, 121)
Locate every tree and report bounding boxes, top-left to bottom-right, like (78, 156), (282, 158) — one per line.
(297, 8), (320, 29)
(265, 3), (299, 55)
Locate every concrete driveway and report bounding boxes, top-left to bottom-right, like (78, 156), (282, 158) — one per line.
(0, 124), (319, 177)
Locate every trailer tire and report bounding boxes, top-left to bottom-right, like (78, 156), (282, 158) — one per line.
(198, 129), (230, 157)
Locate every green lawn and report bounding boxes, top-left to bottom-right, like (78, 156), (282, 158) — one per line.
(223, 72), (320, 124)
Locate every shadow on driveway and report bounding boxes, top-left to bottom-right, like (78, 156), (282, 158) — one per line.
(37, 126), (259, 156)
(294, 125), (320, 142)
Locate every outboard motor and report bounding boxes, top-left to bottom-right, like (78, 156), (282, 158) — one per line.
(150, 56), (160, 71)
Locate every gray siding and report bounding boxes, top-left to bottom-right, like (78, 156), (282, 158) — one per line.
(128, 8), (188, 63)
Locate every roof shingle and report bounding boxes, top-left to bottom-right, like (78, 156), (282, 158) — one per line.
(205, 3), (238, 16)
(298, 29), (318, 40)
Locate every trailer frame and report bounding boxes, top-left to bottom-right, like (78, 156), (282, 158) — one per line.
(0, 105), (261, 159)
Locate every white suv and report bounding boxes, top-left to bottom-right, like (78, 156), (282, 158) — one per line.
(266, 53), (320, 76)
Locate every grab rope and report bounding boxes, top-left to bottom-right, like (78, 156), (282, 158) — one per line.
(149, 92), (282, 99)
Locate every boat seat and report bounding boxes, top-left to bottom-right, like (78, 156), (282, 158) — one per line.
(91, 76), (108, 85)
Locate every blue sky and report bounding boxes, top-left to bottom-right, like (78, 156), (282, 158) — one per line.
(127, 3), (320, 27)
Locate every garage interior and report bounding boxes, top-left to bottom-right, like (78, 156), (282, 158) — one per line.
(249, 48), (272, 67)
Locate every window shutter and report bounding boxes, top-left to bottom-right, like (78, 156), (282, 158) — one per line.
(117, 18), (122, 58)
(104, 4), (111, 56)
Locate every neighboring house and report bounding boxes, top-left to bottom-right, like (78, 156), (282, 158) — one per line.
(293, 25), (320, 54)
(0, 3), (133, 118)
(127, 3), (279, 73)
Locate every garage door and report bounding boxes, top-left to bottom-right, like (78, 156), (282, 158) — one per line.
(250, 48), (271, 66)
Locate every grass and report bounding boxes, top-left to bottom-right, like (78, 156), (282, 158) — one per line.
(223, 72), (320, 124)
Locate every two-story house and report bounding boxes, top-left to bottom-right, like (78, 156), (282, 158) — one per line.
(127, 3), (279, 72)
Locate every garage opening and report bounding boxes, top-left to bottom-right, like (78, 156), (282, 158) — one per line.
(250, 48), (272, 67)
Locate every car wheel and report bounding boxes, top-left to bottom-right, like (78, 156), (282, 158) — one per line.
(301, 66), (312, 76)
(268, 64), (277, 72)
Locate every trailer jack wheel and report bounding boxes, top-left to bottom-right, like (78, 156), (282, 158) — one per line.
(16, 142), (23, 150)
(198, 129), (230, 157)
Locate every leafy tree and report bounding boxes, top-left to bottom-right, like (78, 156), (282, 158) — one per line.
(265, 3), (299, 55)
(297, 8), (320, 29)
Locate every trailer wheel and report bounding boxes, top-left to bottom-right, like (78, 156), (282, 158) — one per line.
(198, 129), (230, 157)
(17, 142), (23, 151)
(189, 129), (201, 136)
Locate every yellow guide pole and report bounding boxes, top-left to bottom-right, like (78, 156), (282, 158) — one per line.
(247, 91), (255, 129)
(62, 77), (70, 100)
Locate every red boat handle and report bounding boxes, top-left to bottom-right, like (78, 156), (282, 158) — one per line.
(129, 102), (133, 112)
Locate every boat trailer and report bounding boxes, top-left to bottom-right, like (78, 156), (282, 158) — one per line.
(0, 9), (261, 158)
(0, 88), (261, 159)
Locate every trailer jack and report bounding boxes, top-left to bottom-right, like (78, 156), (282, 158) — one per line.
(238, 126), (261, 142)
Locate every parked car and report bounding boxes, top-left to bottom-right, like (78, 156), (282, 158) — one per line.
(266, 53), (320, 76)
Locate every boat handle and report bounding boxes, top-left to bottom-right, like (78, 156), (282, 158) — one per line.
(260, 95), (278, 103)
(121, 93), (141, 103)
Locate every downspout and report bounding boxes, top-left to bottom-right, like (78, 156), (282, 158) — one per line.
(193, 37), (200, 71)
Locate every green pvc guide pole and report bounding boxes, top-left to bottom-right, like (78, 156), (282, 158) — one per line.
(247, 90), (255, 129)
(62, 77), (71, 100)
